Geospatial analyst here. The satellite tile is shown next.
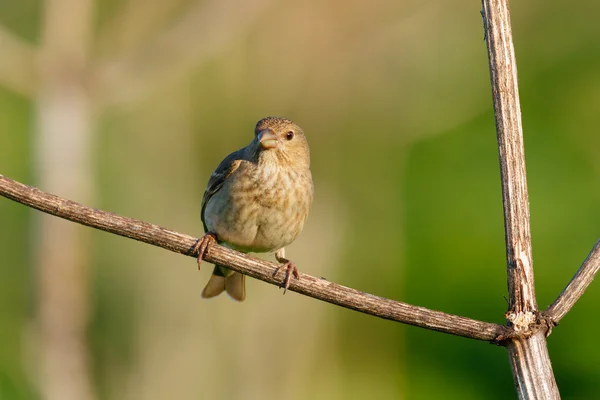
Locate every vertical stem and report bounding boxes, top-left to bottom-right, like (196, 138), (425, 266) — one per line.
(508, 332), (560, 399)
(35, 1), (95, 399)
(481, 0), (560, 398)
(482, 0), (536, 315)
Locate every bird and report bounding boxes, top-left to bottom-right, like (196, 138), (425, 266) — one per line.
(194, 116), (313, 301)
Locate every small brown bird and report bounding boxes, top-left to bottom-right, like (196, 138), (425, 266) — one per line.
(195, 117), (313, 301)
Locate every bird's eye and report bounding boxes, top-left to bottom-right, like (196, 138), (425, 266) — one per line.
(285, 131), (294, 140)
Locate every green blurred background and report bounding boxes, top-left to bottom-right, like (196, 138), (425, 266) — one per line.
(1, 1), (599, 399)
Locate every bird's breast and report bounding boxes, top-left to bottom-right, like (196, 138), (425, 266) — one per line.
(204, 162), (313, 253)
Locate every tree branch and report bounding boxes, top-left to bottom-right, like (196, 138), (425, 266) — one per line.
(0, 173), (508, 342)
(543, 240), (600, 324)
(482, 0), (560, 398)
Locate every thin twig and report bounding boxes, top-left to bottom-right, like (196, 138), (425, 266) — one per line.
(543, 240), (600, 324)
(482, 0), (560, 398)
(0, 173), (509, 342)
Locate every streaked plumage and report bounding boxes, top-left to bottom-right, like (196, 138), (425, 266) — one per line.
(197, 117), (313, 300)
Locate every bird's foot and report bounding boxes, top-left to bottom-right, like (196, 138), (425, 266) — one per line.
(272, 260), (300, 294)
(192, 232), (216, 270)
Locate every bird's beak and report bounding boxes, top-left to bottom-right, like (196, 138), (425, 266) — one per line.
(258, 129), (278, 149)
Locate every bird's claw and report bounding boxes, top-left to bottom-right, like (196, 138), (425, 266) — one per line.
(192, 233), (216, 270)
(272, 261), (300, 294)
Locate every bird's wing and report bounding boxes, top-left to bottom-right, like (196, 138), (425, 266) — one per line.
(201, 149), (244, 232)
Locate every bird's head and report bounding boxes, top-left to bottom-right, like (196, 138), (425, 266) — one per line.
(251, 117), (310, 169)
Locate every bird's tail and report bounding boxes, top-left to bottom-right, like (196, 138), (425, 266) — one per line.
(201, 265), (246, 301)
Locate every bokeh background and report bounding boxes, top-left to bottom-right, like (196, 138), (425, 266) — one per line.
(1, 1), (599, 399)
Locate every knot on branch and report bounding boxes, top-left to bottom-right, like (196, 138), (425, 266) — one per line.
(506, 310), (537, 332)
(494, 311), (556, 346)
